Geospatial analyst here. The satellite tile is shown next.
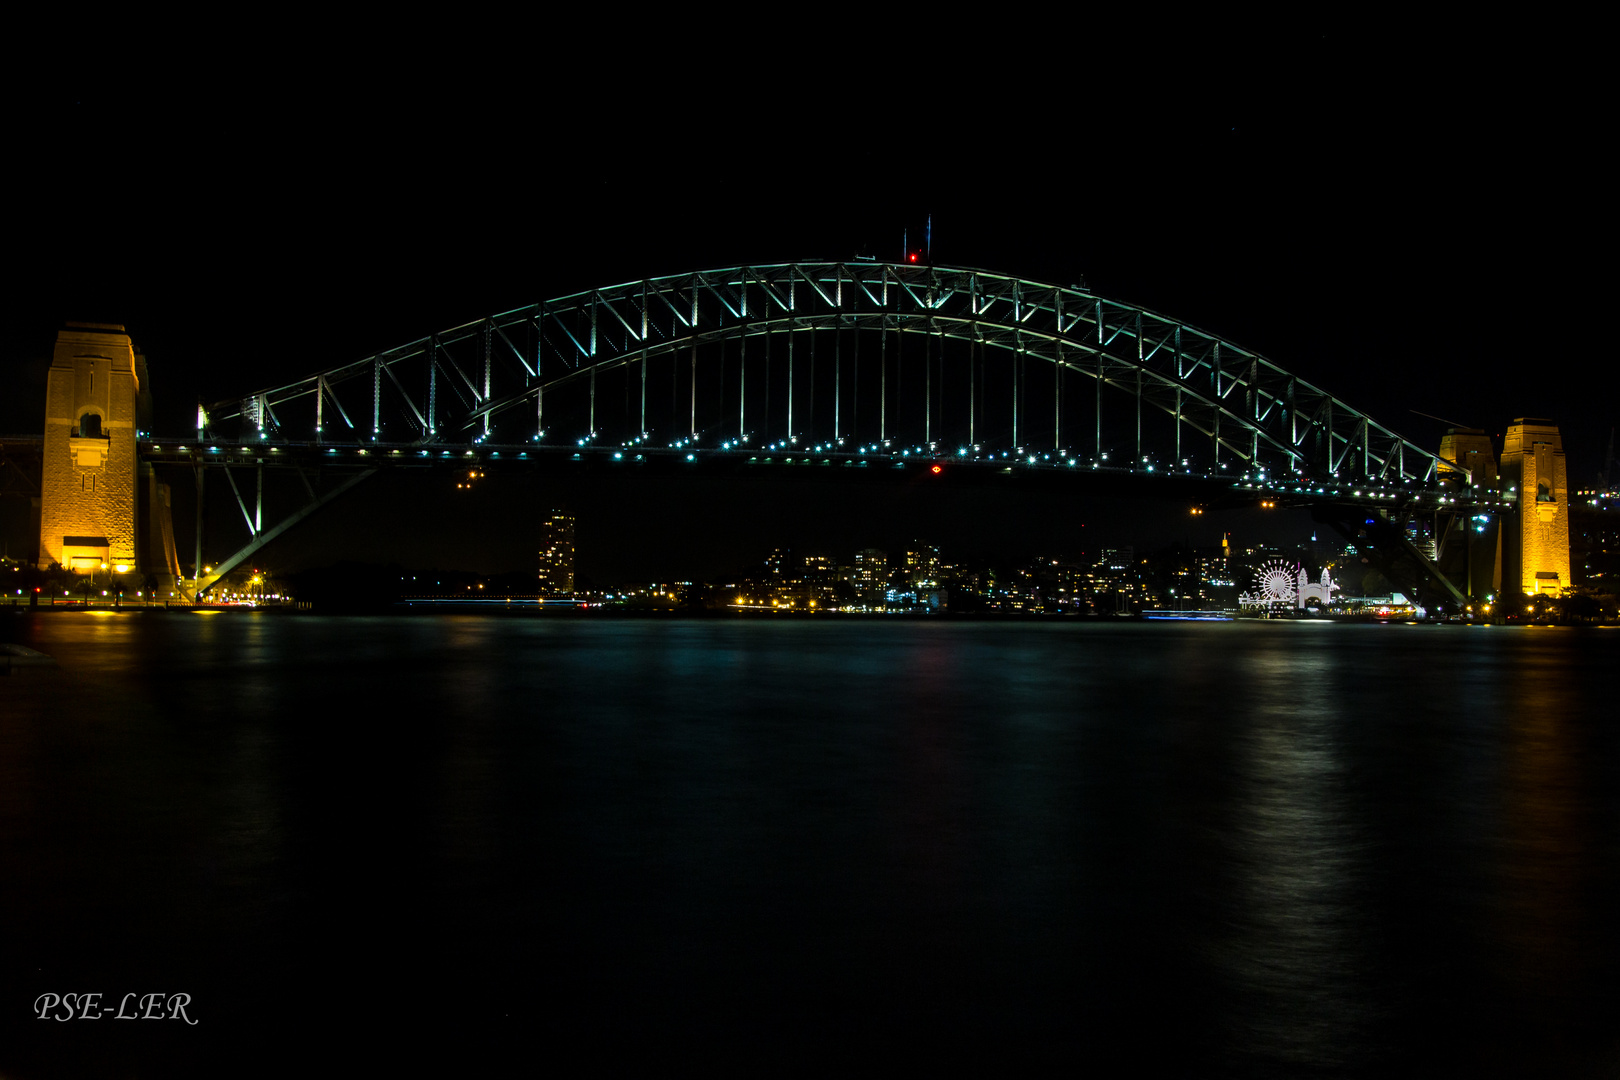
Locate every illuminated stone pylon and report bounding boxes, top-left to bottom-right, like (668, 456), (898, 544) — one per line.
(40, 324), (141, 572)
(1438, 427), (1498, 487)
(1500, 418), (1571, 596)
(38, 323), (181, 591)
(1437, 427), (1503, 598)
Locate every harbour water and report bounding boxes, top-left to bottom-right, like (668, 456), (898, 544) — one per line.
(3, 613), (1617, 1075)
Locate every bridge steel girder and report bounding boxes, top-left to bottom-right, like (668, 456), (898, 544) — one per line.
(1312, 501), (1470, 613)
(193, 467), (378, 597)
(202, 262), (1456, 499)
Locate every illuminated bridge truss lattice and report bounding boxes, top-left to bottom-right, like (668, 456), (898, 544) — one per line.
(205, 262), (1450, 495)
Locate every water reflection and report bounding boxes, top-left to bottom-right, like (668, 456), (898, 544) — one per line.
(1210, 640), (1369, 1074)
(1, 615), (1617, 1074)
(1489, 643), (1614, 1071)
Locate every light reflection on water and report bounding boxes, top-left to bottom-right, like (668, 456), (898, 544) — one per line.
(1, 615), (1616, 1075)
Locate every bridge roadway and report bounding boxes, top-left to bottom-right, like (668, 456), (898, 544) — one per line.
(152, 432), (1512, 605)
(132, 436), (1508, 513)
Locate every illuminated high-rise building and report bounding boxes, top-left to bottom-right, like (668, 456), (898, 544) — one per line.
(851, 548), (888, 600)
(537, 512), (575, 595)
(902, 543), (940, 589)
(1500, 418), (1570, 596)
(800, 553), (835, 580)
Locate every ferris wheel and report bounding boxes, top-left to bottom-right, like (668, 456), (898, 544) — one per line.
(1250, 559), (1299, 605)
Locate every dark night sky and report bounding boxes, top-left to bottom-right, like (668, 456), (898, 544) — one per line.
(6, 25), (1609, 581)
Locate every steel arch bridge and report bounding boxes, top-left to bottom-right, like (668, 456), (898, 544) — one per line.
(207, 261), (1447, 484)
(184, 262), (1498, 599)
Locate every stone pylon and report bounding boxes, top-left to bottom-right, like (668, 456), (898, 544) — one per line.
(39, 324), (181, 594)
(1500, 418), (1571, 597)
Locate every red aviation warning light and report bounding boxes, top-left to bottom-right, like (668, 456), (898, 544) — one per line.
(903, 216), (932, 265)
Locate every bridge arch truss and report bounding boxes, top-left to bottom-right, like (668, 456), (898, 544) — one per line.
(206, 262), (1443, 488)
